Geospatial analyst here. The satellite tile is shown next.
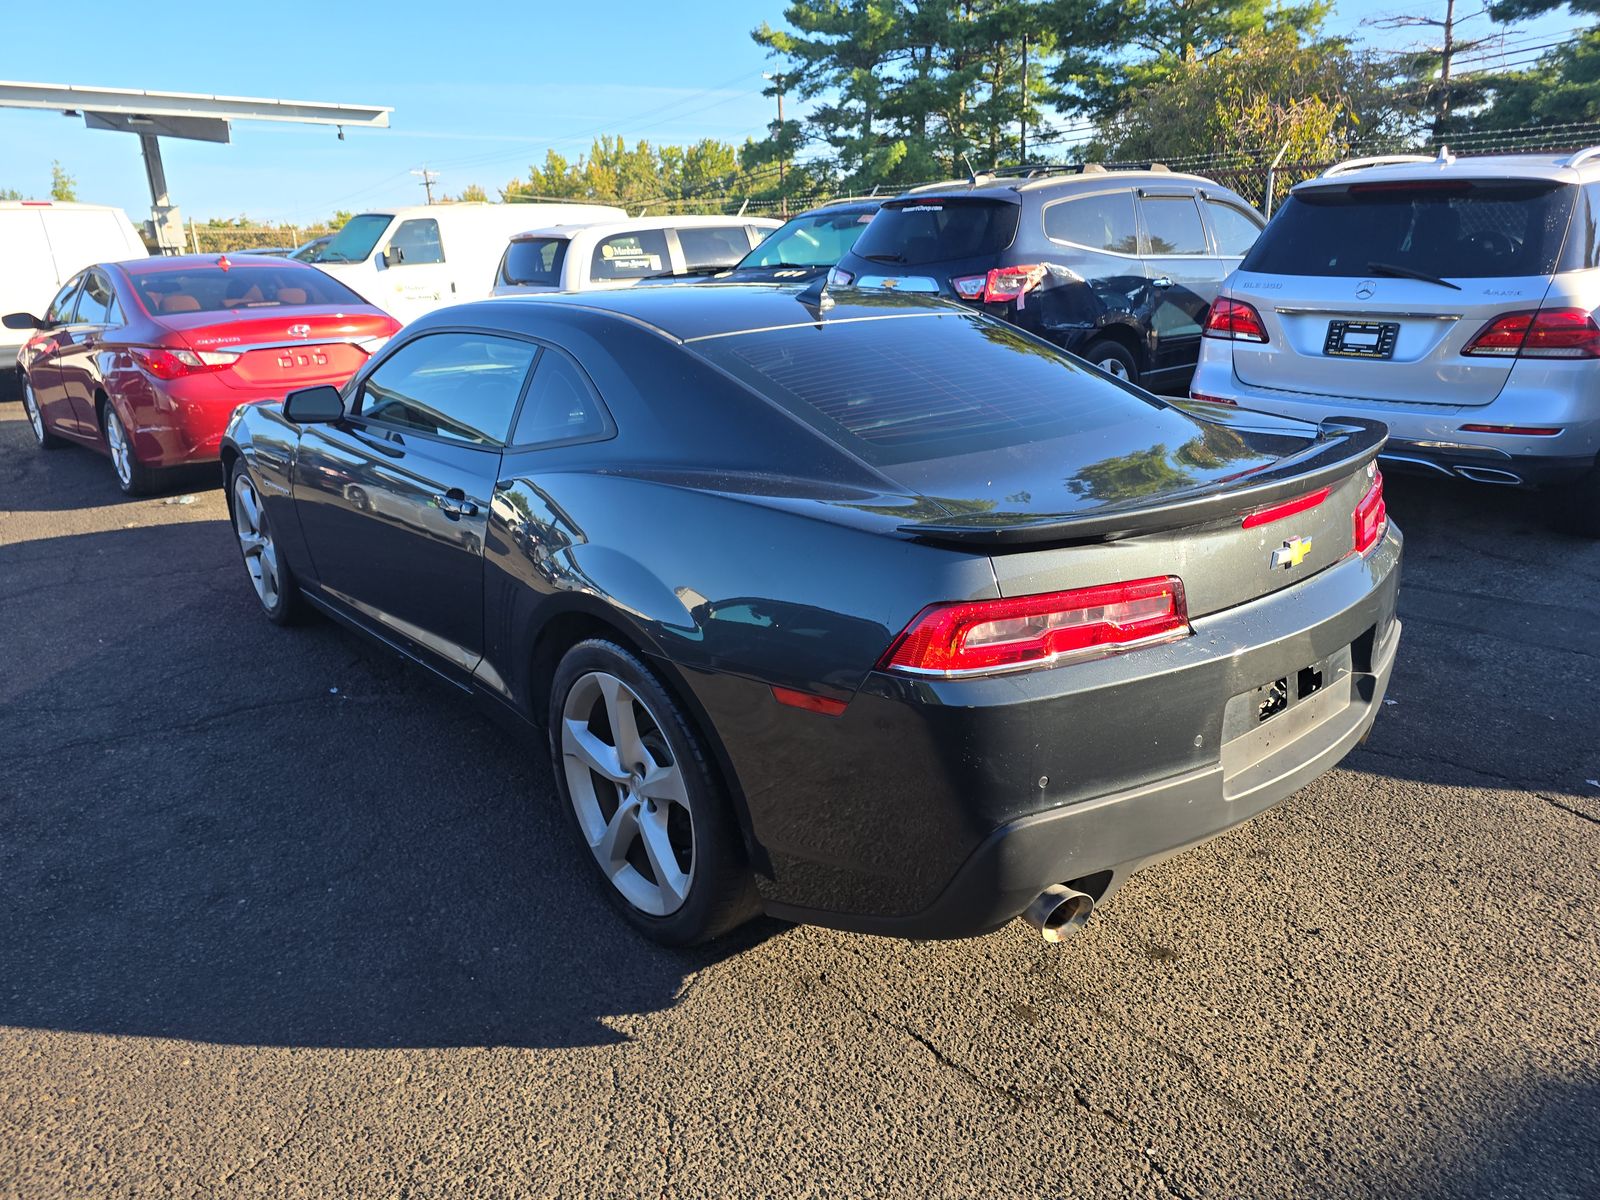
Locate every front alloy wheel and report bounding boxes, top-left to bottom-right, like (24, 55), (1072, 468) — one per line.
(22, 379), (65, 449)
(231, 464), (303, 624)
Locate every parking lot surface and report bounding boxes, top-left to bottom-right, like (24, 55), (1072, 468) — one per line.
(3, 395), (1598, 1199)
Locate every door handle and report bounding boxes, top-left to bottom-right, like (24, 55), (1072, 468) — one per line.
(1151, 276), (1174, 290)
(436, 491), (479, 518)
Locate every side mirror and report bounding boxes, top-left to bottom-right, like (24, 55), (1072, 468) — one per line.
(283, 384), (344, 424)
(2, 312), (45, 331)
(381, 245), (405, 268)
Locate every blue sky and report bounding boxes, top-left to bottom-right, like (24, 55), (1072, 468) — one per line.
(0, 0), (1581, 225)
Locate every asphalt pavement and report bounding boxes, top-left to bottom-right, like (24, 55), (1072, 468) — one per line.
(2, 395), (1597, 1199)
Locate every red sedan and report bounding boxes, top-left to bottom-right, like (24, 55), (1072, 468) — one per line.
(6, 254), (399, 494)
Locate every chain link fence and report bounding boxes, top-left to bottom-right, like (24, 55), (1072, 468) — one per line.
(186, 224), (338, 255)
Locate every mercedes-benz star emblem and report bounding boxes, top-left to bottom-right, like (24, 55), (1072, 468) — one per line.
(1355, 279), (1376, 300)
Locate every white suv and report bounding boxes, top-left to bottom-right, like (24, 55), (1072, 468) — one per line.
(491, 216), (777, 295)
(1190, 148), (1600, 534)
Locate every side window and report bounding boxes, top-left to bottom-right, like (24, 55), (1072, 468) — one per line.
(75, 271), (117, 325)
(358, 333), (536, 447)
(1140, 196), (1208, 256)
(1043, 191), (1140, 254)
(677, 225), (757, 272)
(46, 275), (83, 324)
(511, 347), (610, 447)
(590, 229), (670, 281)
(388, 219), (445, 266)
(1203, 200), (1264, 258)
(1583, 184), (1600, 269)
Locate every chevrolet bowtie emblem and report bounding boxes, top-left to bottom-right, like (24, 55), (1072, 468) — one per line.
(1271, 537), (1314, 569)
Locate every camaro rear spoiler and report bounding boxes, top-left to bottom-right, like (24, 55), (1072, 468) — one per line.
(897, 417), (1389, 546)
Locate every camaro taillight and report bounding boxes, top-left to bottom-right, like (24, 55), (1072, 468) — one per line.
(1353, 468), (1387, 555)
(1462, 308), (1600, 358)
(877, 577), (1190, 677)
(951, 264), (1050, 305)
(1203, 297), (1269, 343)
(131, 346), (241, 380)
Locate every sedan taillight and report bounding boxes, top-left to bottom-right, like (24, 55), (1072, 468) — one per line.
(1353, 468), (1387, 556)
(878, 577), (1190, 677)
(1462, 307), (1600, 358)
(1203, 297), (1269, 343)
(131, 347), (241, 380)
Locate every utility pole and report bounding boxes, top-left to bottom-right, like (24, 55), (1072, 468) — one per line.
(1370, 1), (1486, 139)
(411, 166), (439, 205)
(763, 72), (788, 217)
(1020, 33), (1029, 163)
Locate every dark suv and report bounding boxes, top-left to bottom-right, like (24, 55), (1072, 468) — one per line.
(831, 166), (1264, 392)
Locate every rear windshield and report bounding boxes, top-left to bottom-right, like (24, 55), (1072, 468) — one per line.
(1243, 181), (1576, 278)
(677, 225), (753, 272)
(500, 238), (569, 287)
(850, 198), (1019, 265)
(693, 310), (1160, 465)
(741, 209), (876, 268)
(131, 267), (367, 315)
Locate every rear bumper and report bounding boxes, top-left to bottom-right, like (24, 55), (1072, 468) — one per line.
(1190, 350), (1600, 487)
(728, 527), (1403, 938)
(785, 611), (1398, 937)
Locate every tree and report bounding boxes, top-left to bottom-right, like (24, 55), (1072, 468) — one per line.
(0, 187), (22, 201)
(454, 183), (490, 203)
(1463, 27), (1600, 129)
(329, 211), (354, 229)
(1050, 0), (1331, 121)
(50, 161), (76, 202)
(1094, 28), (1410, 164)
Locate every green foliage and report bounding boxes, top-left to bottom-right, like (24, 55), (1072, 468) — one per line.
(0, 187), (22, 201)
(1095, 28), (1411, 163)
(49, 161), (76, 203)
(454, 183), (490, 203)
(502, 136), (775, 212)
(329, 211), (354, 230)
(1462, 28), (1600, 129)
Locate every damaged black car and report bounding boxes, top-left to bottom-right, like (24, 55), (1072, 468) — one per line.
(829, 165), (1264, 392)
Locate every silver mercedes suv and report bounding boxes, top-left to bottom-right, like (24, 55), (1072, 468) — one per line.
(1189, 147), (1600, 535)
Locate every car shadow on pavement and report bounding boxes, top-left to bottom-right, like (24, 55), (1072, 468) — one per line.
(0, 399), (218, 510)
(1, 519), (780, 1051)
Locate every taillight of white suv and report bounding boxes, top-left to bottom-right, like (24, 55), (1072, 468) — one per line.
(1202, 297), (1269, 343)
(1461, 307), (1600, 358)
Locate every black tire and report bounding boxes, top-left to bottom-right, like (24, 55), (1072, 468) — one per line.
(1550, 463), (1600, 538)
(548, 638), (759, 946)
(101, 401), (162, 496)
(228, 460), (307, 625)
(1079, 338), (1140, 386)
(20, 375), (68, 449)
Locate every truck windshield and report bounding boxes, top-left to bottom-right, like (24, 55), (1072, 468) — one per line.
(314, 214), (393, 264)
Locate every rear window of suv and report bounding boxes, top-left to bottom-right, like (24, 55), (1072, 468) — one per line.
(500, 238), (569, 287)
(1242, 180), (1576, 279)
(850, 198), (1019, 265)
(693, 310), (1159, 465)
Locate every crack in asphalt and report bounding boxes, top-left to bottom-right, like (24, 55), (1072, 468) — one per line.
(1353, 744), (1599, 807)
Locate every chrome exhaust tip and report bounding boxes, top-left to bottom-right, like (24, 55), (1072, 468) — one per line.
(1455, 466), (1523, 485)
(1023, 884), (1095, 943)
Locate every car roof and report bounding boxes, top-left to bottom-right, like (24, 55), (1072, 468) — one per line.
(1296, 150), (1598, 192)
(117, 253), (318, 276)
(893, 168), (1219, 202)
(464, 281), (954, 343)
(792, 198), (883, 217)
(510, 215), (780, 241)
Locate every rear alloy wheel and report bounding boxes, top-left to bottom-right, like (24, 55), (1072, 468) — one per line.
(231, 463), (304, 624)
(102, 403), (159, 495)
(21, 377), (66, 449)
(550, 639), (758, 946)
(1081, 338), (1139, 386)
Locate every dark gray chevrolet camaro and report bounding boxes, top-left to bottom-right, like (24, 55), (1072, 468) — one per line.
(221, 283), (1401, 946)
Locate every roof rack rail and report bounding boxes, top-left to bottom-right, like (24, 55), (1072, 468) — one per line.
(993, 160), (1171, 180)
(1322, 154), (1434, 178)
(1564, 145), (1600, 169)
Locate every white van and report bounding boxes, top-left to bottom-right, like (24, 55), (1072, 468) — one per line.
(2, 200), (148, 369)
(490, 215), (780, 295)
(307, 202), (626, 324)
